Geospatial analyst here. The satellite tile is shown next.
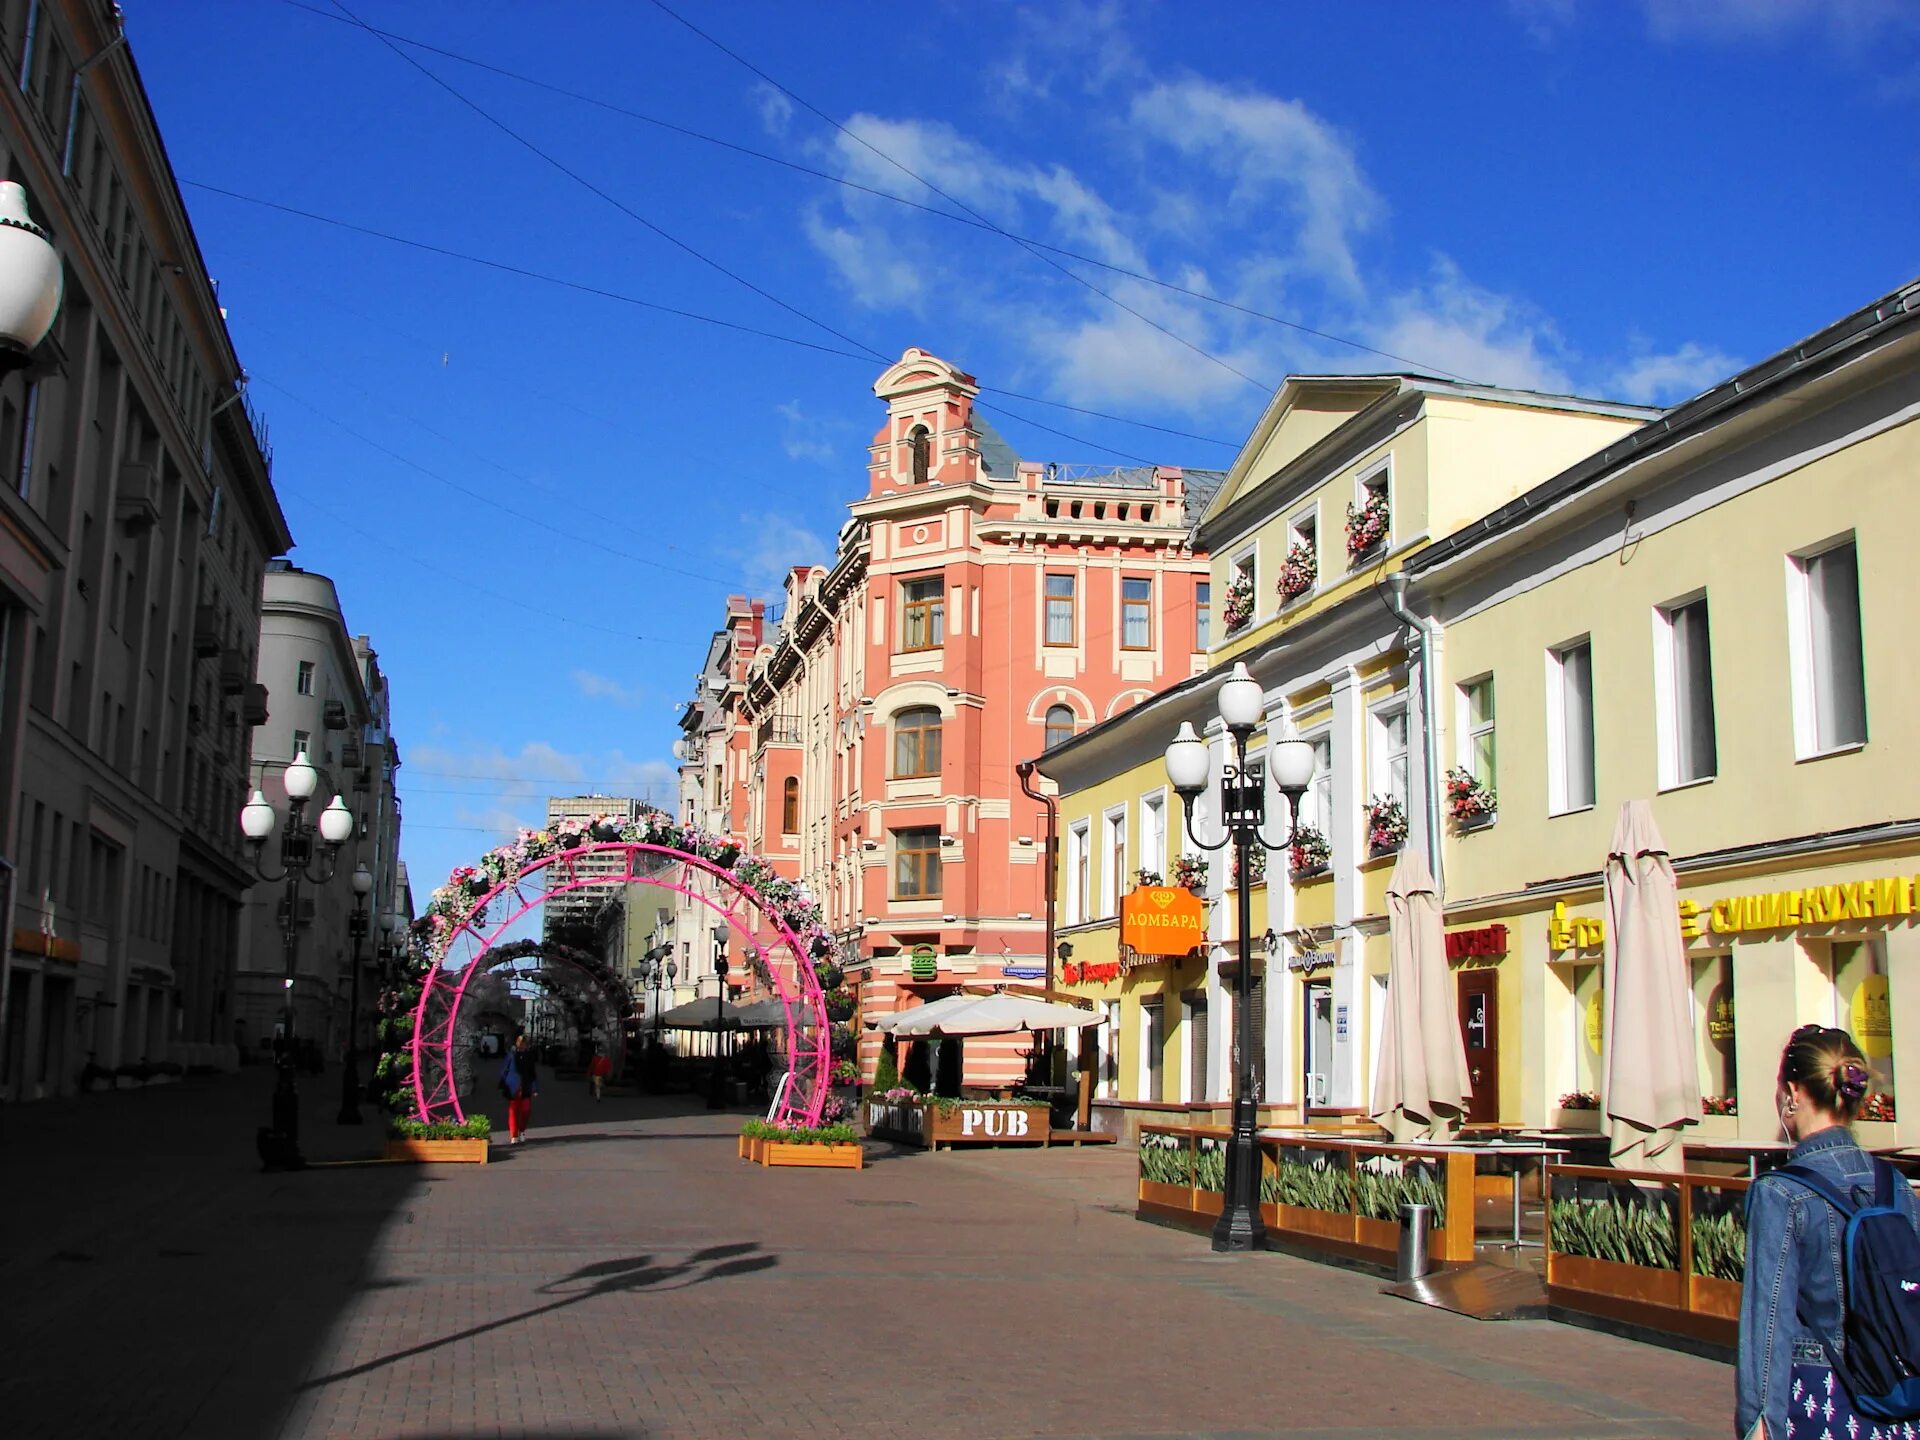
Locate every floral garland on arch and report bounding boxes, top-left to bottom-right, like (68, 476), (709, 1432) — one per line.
(412, 810), (839, 995)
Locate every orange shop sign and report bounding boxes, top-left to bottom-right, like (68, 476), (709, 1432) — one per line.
(1121, 885), (1206, 957)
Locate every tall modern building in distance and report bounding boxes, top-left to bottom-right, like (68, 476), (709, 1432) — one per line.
(542, 795), (643, 944)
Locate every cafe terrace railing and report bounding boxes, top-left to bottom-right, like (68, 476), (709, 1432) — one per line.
(1543, 1163), (1749, 1347)
(1136, 1125), (1479, 1268)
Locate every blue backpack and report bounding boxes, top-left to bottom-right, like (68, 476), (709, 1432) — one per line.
(1770, 1158), (1920, 1421)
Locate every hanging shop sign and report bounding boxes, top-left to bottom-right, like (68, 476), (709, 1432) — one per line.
(909, 945), (938, 981)
(1444, 924), (1508, 961)
(1120, 885), (1206, 957)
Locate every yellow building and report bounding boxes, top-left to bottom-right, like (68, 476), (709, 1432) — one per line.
(1405, 277), (1920, 1151)
(1038, 377), (1653, 1140)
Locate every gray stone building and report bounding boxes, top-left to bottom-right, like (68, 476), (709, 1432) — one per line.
(0, 0), (292, 1098)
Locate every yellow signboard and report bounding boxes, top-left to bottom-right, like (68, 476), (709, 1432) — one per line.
(1852, 974), (1893, 1059)
(1549, 870), (1920, 951)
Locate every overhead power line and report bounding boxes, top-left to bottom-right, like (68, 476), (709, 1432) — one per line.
(182, 180), (1237, 450)
(281, 0), (1470, 382)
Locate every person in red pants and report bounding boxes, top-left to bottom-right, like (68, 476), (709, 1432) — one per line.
(499, 1033), (540, 1143)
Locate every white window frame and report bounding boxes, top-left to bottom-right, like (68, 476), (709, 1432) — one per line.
(1302, 727), (1334, 836)
(1652, 592), (1717, 790)
(1101, 805), (1127, 918)
(1546, 638), (1596, 815)
(1230, 544), (1256, 592)
(1140, 788), (1167, 882)
(295, 660), (315, 697)
(1454, 675), (1496, 786)
(1785, 535), (1868, 760)
(1368, 697), (1410, 813)
(1065, 819), (1091, 926)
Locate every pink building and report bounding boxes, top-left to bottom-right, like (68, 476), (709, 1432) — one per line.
(718, 350), (1221, 1088)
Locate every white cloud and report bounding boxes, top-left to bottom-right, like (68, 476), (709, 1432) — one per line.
(1372, 260), (1575, 393)
(775, 399), (846, 465)
(801, 207), (926, 310)
(728, 511), (829, 594)
(1128, 79), (1380, 294)
(754, 82), (793, 137)
(1642, 0), (1919, 45)
(1607, 341), (1740, 405)
(570, 669), (643, 707)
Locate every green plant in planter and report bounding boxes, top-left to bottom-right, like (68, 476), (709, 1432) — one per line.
(740, 1119), (858, 1145)
(1549, 1188), (1679, 1269)
(389, 1115), (493, 1141)
(1354, 1158), (1447, 1227)
(1264, 1150), (1354, 1212)
(872, 1047), (900, 1093)
(1690, 1205), (1747, 1281)
(1193, 1139), (1227, 1194)
(1138, 1135), (1192, 1186)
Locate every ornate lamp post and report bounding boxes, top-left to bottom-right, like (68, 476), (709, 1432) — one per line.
(240, 750), (355, 1169)
(335, 864), (374, 1124)
(1165, 662), (1314, 1252)
(0, 180), (63, 374)
(708, 924), (730, 1110)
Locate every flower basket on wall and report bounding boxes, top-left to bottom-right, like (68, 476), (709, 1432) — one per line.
(1364, 795), (1408, 856)
(1277, 541), (1317, 603)
(1230, 846), (1267, 889)
(1170, 854), (1208, 894)
(1223, 574), (1255, 635)
(1289, 825), (1331, 878)
(1345, 494), (1389, 562)
(1444, 767), (1497, 831)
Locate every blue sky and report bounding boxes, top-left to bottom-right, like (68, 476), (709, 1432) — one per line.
(126, 0), (1920, 900)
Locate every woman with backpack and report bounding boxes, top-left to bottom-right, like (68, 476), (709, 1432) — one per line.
(1737, 1023), (1920, 1438)
(499, 1033), (540, 1144)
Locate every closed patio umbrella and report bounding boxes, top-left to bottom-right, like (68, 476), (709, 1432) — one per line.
(1602, 800), (1701, 1172)
(898, 993), (1101, 1037)
(1370, 848), (1472, 1141)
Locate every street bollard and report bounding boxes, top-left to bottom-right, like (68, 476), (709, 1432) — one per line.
(1396, 1202), (1432, 1282)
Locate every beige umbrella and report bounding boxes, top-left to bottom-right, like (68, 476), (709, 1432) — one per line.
(894, 993), (1100, 1037)
(1370, 849), (1472, 1141)
(869, 992), (974, 1034)
(1601, 800), (1702, 1172)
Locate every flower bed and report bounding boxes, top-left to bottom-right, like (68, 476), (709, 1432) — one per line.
(385, 1114), (492, 1164)
(740, 1119), (863, 1169)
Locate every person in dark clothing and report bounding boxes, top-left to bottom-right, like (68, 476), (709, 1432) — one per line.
(500, 1033), (540, 1144)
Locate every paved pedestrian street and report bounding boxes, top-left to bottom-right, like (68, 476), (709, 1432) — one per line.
(1, 1071), (1732, 1440)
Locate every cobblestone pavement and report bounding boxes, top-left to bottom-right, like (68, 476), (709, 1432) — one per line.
(0, 1069), (1734, 1439)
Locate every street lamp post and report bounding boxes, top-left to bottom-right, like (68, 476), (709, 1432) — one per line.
(335, 864), (374, 1124)
(1165, 662), (1315, 1253)
(708, 925), (730, 1110)
(240, 751), (355, 1170)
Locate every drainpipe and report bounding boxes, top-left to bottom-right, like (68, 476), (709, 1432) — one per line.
(1384, 573), (1444, 895)
(1014, 761), (1058, 995)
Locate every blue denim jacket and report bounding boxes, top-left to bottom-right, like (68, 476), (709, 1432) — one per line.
(1735, 1127), (1920, 1438)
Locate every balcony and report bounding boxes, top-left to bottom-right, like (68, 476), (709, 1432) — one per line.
(755, 714), (802, 751)
(322, 699), (348, 730)
(218, 650), (249, 695)
(115, 464), (160, 535)
(241, 683), (269, 727)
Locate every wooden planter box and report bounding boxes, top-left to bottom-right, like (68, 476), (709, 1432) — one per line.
(1192, 1188), (1225, 1218)
(924, 1102), (1049, 1149)
(385, 1138), (489, 1164)
(758, 1142), (863, 1170)
(1139, 1179), (1195, 1210)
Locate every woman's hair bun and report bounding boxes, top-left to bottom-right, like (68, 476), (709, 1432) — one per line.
(1836, 1060), (1871, 1102)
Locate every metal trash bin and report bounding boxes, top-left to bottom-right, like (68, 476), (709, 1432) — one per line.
(1396, 1202), (1433, 1282)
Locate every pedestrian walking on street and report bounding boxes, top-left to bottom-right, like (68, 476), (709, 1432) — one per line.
(588, 1046), (612, 1101)
(500, 1033), (540, 1144)
(1736, 1024), (1920, 1438)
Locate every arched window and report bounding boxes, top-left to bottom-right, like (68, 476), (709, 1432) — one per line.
(781, 776), (799, 834)
(1044, 704), (1075, 749)
(909, 424), (930, 484)
(892, 706), (942, 778)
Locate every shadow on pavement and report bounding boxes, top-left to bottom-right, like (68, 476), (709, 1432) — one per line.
(298, 1241), (779, 1390)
